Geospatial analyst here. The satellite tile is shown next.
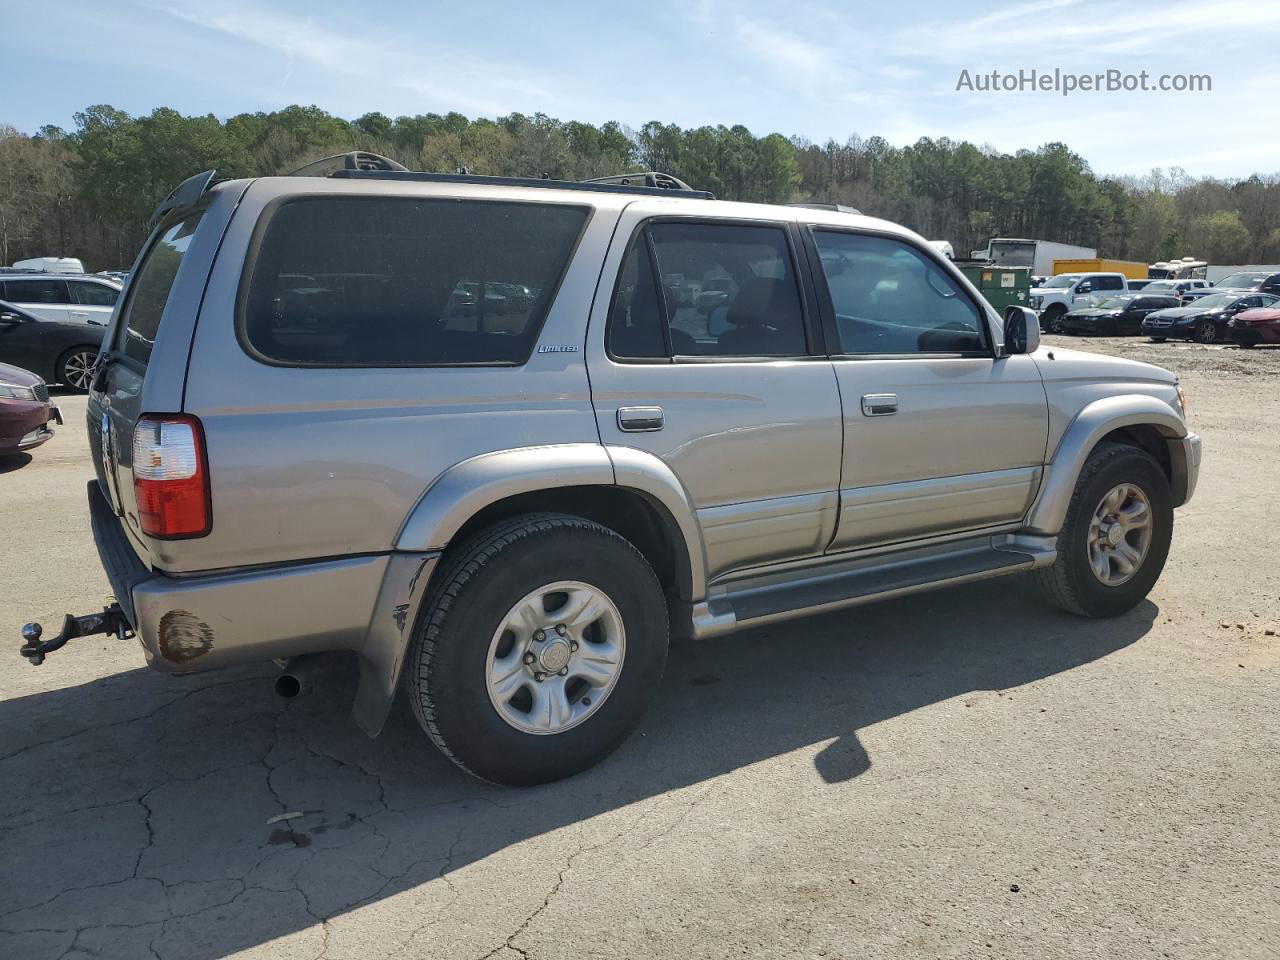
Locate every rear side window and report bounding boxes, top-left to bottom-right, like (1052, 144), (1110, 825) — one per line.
(5, 278), (67, 304)
(70, 281), (120, 306)
(119, 213), (204, 366)
(606, 221), (808, 360)
(241, 197), (589, 366)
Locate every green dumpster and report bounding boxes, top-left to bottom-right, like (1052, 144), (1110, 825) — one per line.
(956, 262), (1032, 314)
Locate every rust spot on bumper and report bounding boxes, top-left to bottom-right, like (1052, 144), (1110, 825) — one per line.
(157, 610), (214, 663)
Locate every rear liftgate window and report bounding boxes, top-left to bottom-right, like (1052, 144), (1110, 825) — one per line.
(241, 197), (589, 365)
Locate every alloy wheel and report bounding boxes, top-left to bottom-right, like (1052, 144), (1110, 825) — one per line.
(1087, 483), (1154, 587)
(61, 350), (97, 389)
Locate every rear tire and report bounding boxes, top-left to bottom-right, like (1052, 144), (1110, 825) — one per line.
(407, 513), (668, 785)
(56, 346), (98, 392)
(1033, 443), (1172, 618)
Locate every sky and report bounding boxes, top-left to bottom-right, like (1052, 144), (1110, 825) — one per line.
(4, 0), (1278, 180)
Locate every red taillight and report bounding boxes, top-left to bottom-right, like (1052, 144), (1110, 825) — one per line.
(132, 414), (211, 538)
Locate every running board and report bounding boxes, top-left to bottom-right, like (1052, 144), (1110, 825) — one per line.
(689, 534), (1056, 639)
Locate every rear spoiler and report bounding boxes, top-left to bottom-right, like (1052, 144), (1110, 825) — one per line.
(146, 170), (217, 231)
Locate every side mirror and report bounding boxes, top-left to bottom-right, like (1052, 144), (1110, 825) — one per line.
(1076, 284), (1092, 294)
(1003, 306), (1040, 356)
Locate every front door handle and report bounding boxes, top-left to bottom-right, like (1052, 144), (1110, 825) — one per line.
(862, 393), (898, 416)
(617, 406), (664, 432)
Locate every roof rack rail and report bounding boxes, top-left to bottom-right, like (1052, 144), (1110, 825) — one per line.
(289, 152), (410, 177)
(787, 202), (862, 215)
(582, 171), (698, 192)
(327, 167), (715, 200)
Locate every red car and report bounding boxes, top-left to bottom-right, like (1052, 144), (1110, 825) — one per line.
(0, 361), (61, 455)
(1229, 307), (1280, 348)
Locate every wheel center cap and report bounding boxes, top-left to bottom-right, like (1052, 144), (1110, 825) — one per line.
(1105, 523), (1125, 546)
(538, 638), (572, 673)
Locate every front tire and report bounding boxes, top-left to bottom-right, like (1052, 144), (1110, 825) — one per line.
(1196, 320), (1218, 344)
(407, 513), (668, 785)
(1033, 443), (1172, 618)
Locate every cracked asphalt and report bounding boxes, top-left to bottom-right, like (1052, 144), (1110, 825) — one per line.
(3, 338), (1279, 960)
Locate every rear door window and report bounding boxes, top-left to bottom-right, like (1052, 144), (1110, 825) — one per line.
(5, 278), (68, 304)
(118, 213), (204, 366)
(70, 280), (120, 306)
(606, 221), (809, 360)
(241, 197), (589, 366)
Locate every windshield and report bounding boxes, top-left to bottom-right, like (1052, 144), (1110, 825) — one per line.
(1143, 281), (1174, 292)
(1043, 275), (1079, 288)
(1096, 296), (1134, 309)
(1215, 273), (1266, 289)
(1193, 293), (1237, 310)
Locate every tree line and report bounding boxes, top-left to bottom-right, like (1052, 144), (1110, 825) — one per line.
(1, 104), (1278, 271)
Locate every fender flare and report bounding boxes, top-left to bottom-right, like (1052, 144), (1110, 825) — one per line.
(393, 443), (708, 601)
(1024, 394), (1187, 535)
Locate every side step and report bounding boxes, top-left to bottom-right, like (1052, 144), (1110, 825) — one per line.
(693, 535), (1055, 638)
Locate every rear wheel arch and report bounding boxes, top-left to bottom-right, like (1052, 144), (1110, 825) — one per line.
(442, 484), (695, 604)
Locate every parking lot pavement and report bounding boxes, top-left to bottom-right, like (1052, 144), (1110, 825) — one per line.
(2, 346), (1278, 960)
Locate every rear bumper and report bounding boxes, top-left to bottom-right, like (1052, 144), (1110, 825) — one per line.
(88, 481), (438, 734)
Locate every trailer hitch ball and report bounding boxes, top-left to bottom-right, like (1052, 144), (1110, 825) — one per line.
(19, 604), (133, 666)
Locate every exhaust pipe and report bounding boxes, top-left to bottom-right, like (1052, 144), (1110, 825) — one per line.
(274, 655), (324, 699)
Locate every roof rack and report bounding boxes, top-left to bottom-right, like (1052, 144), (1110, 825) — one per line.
(288, 151), (410, 177)
(788, 202), (862, 215)
(306, 152), (714, 199)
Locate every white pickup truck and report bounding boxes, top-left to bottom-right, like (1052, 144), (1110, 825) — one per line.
(1030, 272), (1129, 331)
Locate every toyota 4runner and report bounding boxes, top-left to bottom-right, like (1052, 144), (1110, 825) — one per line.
(21, 155), (1201, 785)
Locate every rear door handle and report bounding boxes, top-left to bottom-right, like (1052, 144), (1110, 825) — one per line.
(862, 393), (898, 416)
(617, 406), (664, 432)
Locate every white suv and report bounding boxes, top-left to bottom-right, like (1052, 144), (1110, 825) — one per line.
(1031, 273), (1129, 331)
(0, 274), (122, 325)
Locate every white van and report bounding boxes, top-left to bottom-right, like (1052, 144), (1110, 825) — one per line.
(12, 257), (85, 275)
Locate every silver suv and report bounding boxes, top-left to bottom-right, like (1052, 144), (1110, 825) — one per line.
(22, 157), (1202, 785)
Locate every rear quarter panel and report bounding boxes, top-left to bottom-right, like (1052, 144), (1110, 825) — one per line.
(173, 178), (622, 574)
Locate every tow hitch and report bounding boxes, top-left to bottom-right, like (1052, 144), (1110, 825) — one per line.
(20, 603), (134, 665)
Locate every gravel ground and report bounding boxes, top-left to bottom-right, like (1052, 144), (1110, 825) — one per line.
(1, 338), (1277, 960)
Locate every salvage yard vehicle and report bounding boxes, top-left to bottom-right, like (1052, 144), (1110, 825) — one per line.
(1227, 306), (1280, 348)
(1142, 292), (1280, 343)
(0, 274), (122, 325)
(1030, 272), (1129, 331)
(1059, 293), (1180, 336)
(0, 299), (106, 390)
(1209, 271), (1280, 295)
(0, 360), (61, 455)
(20, 156), (1202, 786)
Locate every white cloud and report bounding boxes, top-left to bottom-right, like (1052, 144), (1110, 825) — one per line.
(158, 2), (559, 118)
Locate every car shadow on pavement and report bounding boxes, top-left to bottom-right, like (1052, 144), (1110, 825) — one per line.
(0, 579), (1156, 959)
(0, 453), (34, 474)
